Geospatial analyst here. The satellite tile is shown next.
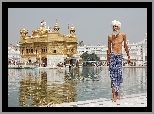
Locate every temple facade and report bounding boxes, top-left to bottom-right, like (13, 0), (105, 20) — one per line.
(19, 20), (78, 66)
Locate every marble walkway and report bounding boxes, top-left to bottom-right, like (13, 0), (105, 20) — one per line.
(41, 92), (147, 107)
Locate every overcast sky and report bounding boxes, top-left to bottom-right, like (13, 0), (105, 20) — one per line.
(8, 8), (147, 46)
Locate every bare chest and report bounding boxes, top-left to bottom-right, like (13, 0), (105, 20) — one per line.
(111, 35), (124, 44)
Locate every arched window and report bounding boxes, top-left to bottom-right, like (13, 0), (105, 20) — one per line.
(31, 49), (33, 53)
(26, 49), (28, 54)
(44, 47), (45, 52)
(46, 47), (47, 52)
(53, 50), (56, 53)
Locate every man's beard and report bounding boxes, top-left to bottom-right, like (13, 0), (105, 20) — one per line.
(112, 30), (120, 37)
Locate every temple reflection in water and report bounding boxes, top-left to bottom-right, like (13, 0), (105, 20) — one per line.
(19, 69), (79, 107)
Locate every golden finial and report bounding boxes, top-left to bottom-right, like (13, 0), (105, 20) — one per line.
(53, 19), (60, 31)
(70, 24), (75, 31)
(54, 19), (59, 26)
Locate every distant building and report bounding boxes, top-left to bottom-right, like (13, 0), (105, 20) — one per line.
(8, 43), (20, 61)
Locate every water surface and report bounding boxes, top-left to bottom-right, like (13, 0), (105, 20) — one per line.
(8, 67), (147, 107)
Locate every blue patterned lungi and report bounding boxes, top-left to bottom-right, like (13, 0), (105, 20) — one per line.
(109, 52), (123, 92)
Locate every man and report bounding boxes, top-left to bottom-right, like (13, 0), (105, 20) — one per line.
(107, 20), (131, 102)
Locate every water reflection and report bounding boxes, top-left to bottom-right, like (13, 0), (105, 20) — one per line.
(17, 69), (78, 107)
(8, 67), (147, 107)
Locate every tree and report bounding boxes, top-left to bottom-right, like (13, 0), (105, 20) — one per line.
(81, 52), (100, 61)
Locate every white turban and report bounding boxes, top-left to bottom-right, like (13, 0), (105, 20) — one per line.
(111, 20), (121, 29)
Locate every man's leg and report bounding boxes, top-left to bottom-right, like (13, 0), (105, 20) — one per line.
(116, 91), (120, 100)
(112, 86), (117, 102)
(111, 82), (117, 102)
(115, 56), (122, 100)
(109, 53), (117, 102)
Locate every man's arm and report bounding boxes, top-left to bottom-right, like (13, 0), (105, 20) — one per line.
(107, 35), (111, 62)
(123, 33), (130, 59)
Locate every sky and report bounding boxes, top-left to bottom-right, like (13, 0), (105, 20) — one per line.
(8, 8), (147, 46)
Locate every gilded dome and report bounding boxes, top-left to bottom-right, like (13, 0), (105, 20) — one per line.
(53, 19), (60, 30)
(70, 24), (75, 31)
(54, 22), (60, 28)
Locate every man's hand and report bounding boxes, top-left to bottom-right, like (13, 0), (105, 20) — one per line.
(107, 60), (110, 66)
(127, 57), (131, 64)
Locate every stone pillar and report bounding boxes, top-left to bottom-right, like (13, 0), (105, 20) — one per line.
(78, 56), (83, 68)
(65, 57), (70, 68)
(79, 67), (83, 73)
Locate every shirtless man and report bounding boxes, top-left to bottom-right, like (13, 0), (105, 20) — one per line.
(107, 20), (131, 102)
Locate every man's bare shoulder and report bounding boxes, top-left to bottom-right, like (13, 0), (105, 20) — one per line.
(120, 32), (126, 36)
(108, 34), (112, 39)
(108, 34), (112, 37)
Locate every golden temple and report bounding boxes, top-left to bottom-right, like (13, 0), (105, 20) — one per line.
(19, 20), (78, 64)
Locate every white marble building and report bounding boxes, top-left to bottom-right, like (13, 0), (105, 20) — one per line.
(77, 33), (147, 66)
(8, 43), (20, 61)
